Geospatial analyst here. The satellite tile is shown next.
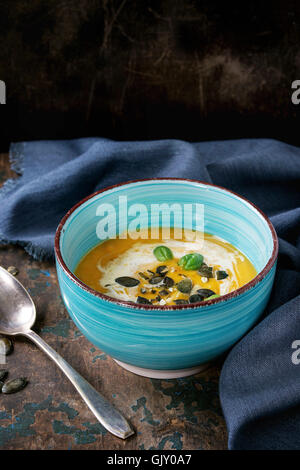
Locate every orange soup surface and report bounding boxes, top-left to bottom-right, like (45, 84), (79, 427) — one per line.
(75, 229), (257, 306)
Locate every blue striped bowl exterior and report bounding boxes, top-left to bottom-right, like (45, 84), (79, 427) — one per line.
(55, 179), (278, 370)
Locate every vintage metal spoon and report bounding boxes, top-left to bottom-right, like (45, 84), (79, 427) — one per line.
(0, 266), (134, 439)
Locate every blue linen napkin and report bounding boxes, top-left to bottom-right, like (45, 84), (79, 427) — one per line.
(0, 137), (300, 449)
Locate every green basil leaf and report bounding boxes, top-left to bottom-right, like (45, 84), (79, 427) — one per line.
(178, 253), (204, 270)
(205, 294), (220, 300)
(153, 246), (173, 261)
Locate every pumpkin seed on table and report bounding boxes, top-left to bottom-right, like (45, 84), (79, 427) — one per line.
(115, 276), (140, 287)
(0, 336), (13, 355)
(153, 246), (173, 262)
(178, 253), (204, 270)
(2, 377), (28, 394)
(0, 370), (8, 381)
(7, 266), (19, 276)
(177, 278), (193, 294)
(216, 270), (228, 280)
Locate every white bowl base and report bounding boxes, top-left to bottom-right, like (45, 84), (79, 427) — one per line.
(113, 359), (210, 379)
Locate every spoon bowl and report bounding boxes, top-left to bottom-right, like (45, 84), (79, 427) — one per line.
(0, 267), (35, 335)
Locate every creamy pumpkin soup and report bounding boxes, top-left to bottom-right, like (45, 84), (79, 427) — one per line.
(75, 229), (256, 306)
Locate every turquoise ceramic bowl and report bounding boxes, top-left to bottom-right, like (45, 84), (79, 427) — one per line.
(55, 179), (278, 378)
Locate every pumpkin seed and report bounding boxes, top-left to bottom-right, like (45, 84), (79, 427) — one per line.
(177, 278), (193, 293)
(115, 276), (140, 287)
(178, 253), (203, 270)
(2, 377), (28, 394)
(197, 289), (216, 300)
(149, 276), (163, 285)
(174, 299), (188, 305)
(216, 270), (228, 280)
(136, 296), (152, 305)
(198, 264), (213, 278)
(189, 294), (203, 303)
(155, 295), (161, 301)
(0, 337), (13, 355)
(158, 289), (169, 297)
(156, 265), (168, 276)
(7, 266), (19, 276)
(153, 246), (173, 262)
(151, 289), (157, 294)
(0, 370), (8, 381)
(163, 276), (174, 288)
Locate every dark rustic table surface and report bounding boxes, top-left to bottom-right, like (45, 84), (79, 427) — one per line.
(0, 153), (228, 450)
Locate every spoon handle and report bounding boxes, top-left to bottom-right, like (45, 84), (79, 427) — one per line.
(24, 329), (134, 439)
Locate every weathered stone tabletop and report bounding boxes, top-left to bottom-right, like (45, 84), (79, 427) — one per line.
(0, 154), (227, 450)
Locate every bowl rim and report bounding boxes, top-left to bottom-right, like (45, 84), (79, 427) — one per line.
(54, 178), (278, 311)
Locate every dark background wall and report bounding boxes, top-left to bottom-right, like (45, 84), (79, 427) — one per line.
(1, 0), (300, 151)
